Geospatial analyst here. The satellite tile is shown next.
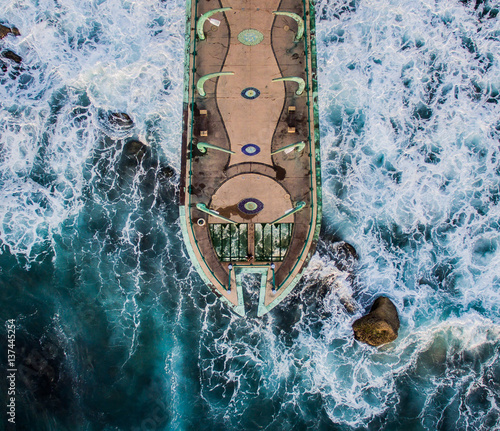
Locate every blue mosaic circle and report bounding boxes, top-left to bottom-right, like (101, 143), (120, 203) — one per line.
(238, 29), (264, 46)
(242, 144), (261, 156)
(238, 198), (264, 215)
(241, 87), (260, 100)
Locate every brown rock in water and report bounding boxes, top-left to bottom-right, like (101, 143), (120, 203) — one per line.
(108, 112), (133, 127)
(2, 50), (22, 64)
(352, 296), (400, 346)
(0, 24), (20, 39)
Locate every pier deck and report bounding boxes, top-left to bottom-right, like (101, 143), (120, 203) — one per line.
(180, 0), (321, 316)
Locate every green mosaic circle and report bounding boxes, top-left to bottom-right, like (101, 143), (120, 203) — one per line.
(244, 201), (258, 211)
(238, 29), (264, 46)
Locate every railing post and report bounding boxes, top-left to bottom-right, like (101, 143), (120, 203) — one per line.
(271, 263), (276, 294)
(227, 264), (233, 292)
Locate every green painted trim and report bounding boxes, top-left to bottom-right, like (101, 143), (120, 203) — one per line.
(272, 76), (306, 96)
(268, 0), (322, 302)
(197, 142), (235, 155)
(271, 140), (306, 155)
(179, 207), (212, 286)
(196, 203), (238, 224)
(197, 7), (232, 41)
(257, 266), (303, 316)
(234, 266), (271, 318)
(272, 11), (304, 41)
(197, 72), (234, 97)
(181, 3), (244, 316)
(309, 0), (323, 246)
(270, 201), (306, 225)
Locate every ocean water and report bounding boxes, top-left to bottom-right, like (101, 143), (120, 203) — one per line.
(0, 0), (499, 429)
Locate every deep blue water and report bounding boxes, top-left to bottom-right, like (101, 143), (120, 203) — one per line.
(1, 0), (500, 430)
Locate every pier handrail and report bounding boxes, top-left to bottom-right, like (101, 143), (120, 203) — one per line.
(272, 11), (304, 41)
(197, 142), (235, 154)
(197, 72), (234, 97)
(272, 76), (306, 96)
(186, 1), (229, 293)
(197, 7), (232, 41)
(196, 203), (238, 224)
(274, 0), (322, 294)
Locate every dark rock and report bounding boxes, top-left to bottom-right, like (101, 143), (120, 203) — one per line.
(0, 24), (20, 39)
(108, 112), (133, 127)
(332, 241), (358, 272)
(352, 296), (400, 346)
(96, 110), (134, 139)
(159, 165), (175, 179)
(2, 50), (22, 64)
(124, 140), (145, 155)
(285, 239), (358, 320)
(123, 140), (147, 161)
(316, 239), (358, 273)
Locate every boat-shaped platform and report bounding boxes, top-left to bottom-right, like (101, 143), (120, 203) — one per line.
(180, 0), (321, 316)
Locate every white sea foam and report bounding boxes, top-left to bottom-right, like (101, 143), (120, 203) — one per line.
(0, 0), (184, 258)
(1, 0), (499, 428)
(196, 0), (500, 427)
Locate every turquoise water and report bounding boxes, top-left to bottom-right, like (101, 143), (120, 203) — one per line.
(1, 0), (499, 429)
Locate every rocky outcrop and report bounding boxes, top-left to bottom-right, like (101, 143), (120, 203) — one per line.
(352, 296), (400, 346)
(1, 50), (22, 64)
(0, 24), (20, 39)
(331, 241), (358, 272)
(108, 112), (133, 128)
(288, 240), (359, 320)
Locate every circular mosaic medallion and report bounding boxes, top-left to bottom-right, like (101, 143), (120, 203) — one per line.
(238, 29), (264, 46)
(238, 198), (264, 215)
(241, 87), (260, 100)
(242, 143), (261, 156)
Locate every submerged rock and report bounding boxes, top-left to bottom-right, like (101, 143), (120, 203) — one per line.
(159, 165), (175, 179)
(287, 239), (358, 322)
(0, 24), (20, 39)
(96, 110), (134, 139)
(108, 112), (133, 127)
(352, 296), (400, 346)
(2, 50), (22, 64)
(123, 140), (147, 160)
(330, 241), (358, 272)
